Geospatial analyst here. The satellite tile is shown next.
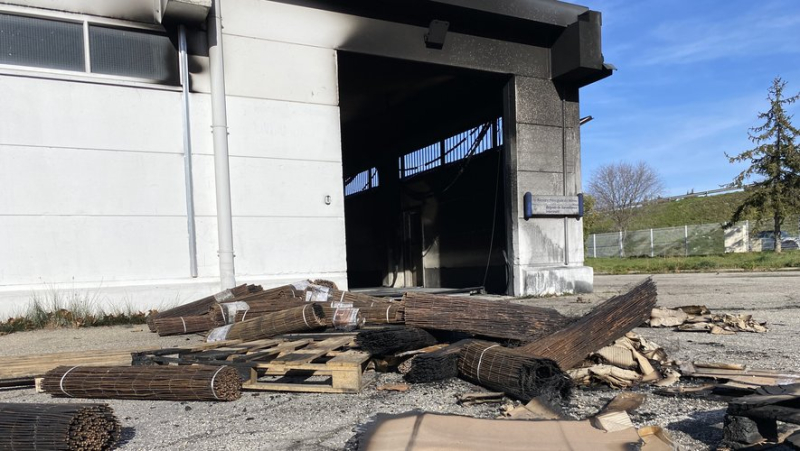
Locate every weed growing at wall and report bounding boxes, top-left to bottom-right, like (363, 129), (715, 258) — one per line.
(0, 291), (147, 336)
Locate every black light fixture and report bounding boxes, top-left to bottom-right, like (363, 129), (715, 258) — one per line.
(579, 116), (594, 126)
(424, 20), (449, 50)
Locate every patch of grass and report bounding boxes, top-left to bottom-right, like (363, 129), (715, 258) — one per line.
(587, 251), (800, 275)
(588, 191), (800, 237)
(0, 290), (147, 336)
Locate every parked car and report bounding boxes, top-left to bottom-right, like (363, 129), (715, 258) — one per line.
(756, 231), (800, 250)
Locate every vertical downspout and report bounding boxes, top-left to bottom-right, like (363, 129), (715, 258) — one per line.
(208, 0), (236, 289)
(179, 25), (198, 278)
(561, 90), (570, 265)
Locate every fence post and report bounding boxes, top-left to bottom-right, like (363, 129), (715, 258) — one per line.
(745, 220), (750, 252)
(650, 229), (654, 257)
(592, 234), (597, 258)
(684, 225), (689, 256)
(618, 230), (623, 258)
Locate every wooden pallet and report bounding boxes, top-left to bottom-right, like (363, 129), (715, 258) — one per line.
(131, 335), (371, 394)
(244, 336), (371, 394)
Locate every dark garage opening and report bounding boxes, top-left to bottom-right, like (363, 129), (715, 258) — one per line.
(338, 52), (510, 294)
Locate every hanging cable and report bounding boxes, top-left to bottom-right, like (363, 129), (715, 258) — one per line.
(481, 147), (503, 290)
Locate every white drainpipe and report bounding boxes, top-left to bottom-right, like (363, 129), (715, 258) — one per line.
(178, 25), (198, 278)
(208, 0), (236, 289)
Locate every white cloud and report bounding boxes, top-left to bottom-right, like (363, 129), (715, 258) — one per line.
(637, 2), (800, 65)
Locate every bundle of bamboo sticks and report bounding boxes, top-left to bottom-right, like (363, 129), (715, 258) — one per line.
(220, 304), (326, 342)
(404, 293), (569, 341)
(404, 339), (473, 383)
(458, 341), (571, 402)
(42, 365), (241, 402)
(357, 302), (405, 324)
(356, 327), (438, 355)
(209, 295), (305, 324)
(518, 278), (657, 370)
(0, 403), (120, 451)
(153, 315), (221, 336)
(146, 284), (260, 331)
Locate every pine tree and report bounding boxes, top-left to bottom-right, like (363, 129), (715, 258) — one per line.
(727, 77), (800, 253)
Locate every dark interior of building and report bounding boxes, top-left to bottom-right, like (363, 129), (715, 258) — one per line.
(338, 52), (510, 293)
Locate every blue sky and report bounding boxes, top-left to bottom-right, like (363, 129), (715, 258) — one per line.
(579, 0), (800, 196)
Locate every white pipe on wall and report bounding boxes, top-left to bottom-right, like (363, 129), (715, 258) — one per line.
(178, 25), (199, 278)
(208, 0), (236, 289)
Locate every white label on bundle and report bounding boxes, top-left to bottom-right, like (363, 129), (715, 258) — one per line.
(291, 280), (310, 291)
(207, 324), (233, 342)
(305, 285), (330, 303)
(214, 289), (235, 302)
(332, 308), (361, 331)
(223, 301), (250, 324)
(330, 302), (353, 309)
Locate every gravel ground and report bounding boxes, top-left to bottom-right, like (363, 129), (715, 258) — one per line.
(1, 272), (798, 450)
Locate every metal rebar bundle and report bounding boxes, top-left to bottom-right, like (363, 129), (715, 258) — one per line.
(222, 304), (326, 342)
(208, 295), (304, 324)
(153, 315), (221, 336)
(458, 340), (571, 402)
(42, 365), (241, 402)
(403, 293), (569, 341)
(404, 339), (473, 383)
(517, 278), (658, 370)
(146, 284), (260, 331)
(356, 327), (438, 356)
(0, 403), (120, 451)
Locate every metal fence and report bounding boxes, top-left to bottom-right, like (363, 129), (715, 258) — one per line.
(586, 216), (800, 258)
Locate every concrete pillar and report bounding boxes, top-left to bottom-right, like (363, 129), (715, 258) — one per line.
(503, 76), (592, 296)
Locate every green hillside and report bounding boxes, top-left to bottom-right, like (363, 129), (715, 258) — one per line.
(587, 191), (800, 235)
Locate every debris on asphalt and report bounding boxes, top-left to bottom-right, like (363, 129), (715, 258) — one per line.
(375, 383), (410, 393)
(357, 412), (644, 451)
(649, 306), (768, 334)
(569, 332), (670, 388)
(590, 392), (646, 432)
(499, 396), (564, 420)
(457, 391), (504, 406)
(3, 275), (792, 450)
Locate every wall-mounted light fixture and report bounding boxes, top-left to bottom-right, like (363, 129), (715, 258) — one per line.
(424, 20), (449, 50)
(579, 116), (594, 126)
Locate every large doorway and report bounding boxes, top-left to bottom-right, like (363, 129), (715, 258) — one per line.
(338, 52), (509, 294)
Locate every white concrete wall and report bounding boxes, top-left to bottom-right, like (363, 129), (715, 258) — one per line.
(0, 1), (350, 317)
(0, 74), (220, 316)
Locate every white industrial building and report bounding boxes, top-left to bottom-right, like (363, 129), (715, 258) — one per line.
(0, 0), (612, 317)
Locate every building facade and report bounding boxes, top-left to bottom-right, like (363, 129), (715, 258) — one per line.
(0, 0), (612, 317)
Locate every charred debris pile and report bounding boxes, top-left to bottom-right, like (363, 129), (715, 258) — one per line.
(2, 277), (792, 450)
